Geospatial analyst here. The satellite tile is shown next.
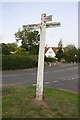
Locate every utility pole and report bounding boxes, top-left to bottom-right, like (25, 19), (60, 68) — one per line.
(22, 13), (60, 100)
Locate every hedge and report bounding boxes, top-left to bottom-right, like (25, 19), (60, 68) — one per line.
(2, 54), (38, 70)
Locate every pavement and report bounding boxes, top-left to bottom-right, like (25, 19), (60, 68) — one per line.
(2, 63), (79, 93)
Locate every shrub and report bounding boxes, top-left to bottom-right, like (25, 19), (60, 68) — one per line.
(2, 54), (37, 70)
(15, 47), (26, 54)
(2, 43), (11, 55)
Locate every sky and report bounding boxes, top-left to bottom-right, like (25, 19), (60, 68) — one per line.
(1, 2), (78, 47)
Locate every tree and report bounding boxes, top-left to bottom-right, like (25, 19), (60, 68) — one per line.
(78, 48), (80, 62)
(15, 47), (28, 55)
(56, 39), (63, 61)
(15, 28), (40, 54)
(63, 44), (78, 63)
(7, 43), (18, 52)
(58, 39), (63, 48)
(2, 43), (11, 55)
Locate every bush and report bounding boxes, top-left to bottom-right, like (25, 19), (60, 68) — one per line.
(2, 43), (11, 55)
(15, 47), (27, 54)
(2, 54), (38, 70)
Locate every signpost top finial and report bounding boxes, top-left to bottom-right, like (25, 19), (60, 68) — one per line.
(41, 13), (46, 17)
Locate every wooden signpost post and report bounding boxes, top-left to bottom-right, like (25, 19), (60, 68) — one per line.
(23, 13), (60, 100)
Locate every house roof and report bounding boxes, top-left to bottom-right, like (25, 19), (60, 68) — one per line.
(45, 47), (58, 53)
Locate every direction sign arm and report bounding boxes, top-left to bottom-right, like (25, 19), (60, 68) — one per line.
(23, 23), (41, 30)
(46, 22), (60, 28)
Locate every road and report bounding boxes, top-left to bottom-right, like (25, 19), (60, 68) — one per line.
(2, 63), (78, 93)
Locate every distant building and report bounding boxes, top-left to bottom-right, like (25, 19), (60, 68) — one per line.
(45, 47), (58, 58)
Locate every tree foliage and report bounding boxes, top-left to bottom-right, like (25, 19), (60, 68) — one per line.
(56, 39), (63, 61)
(7, 43), (18, 52)
(78, 48), (80, 62)
(63, 44), (78, 63)
(58, 39), (63, 48)
(15, 47), (28, 55)
(15, 29), (40, 54)
(2, 43), (11, 55)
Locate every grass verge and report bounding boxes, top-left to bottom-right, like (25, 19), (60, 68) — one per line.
(2, 86), (78, 118)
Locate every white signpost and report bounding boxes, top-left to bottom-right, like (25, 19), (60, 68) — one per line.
(23, 13), (60, 100)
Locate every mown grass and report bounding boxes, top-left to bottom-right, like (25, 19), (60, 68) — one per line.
(2, 86), (78, 118)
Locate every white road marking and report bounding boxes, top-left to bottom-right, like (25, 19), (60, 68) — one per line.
(74, 76), (78, 79)
(53, 76), (78, 83)
(72, 78), (75, 80)
(62, 78), (66, 81)
(53, 81), (58, 83)
(54, 66), (78, 73)
(44, 82), (49, 84)
(54, 70), (63, 72)
(66, 67), (78, 71)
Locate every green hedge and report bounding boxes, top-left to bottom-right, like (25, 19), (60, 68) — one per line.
(2, 54), (38, 70)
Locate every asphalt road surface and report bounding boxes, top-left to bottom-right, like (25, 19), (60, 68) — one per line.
(2, 63), (78, 93)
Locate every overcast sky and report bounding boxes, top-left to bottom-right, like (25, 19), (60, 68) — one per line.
(1, 2), (78, 47)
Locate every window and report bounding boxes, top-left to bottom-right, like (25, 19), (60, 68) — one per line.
(49, 51), (52, 54)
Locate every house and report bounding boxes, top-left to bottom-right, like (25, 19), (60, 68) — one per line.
(45, 47), (58, 58)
